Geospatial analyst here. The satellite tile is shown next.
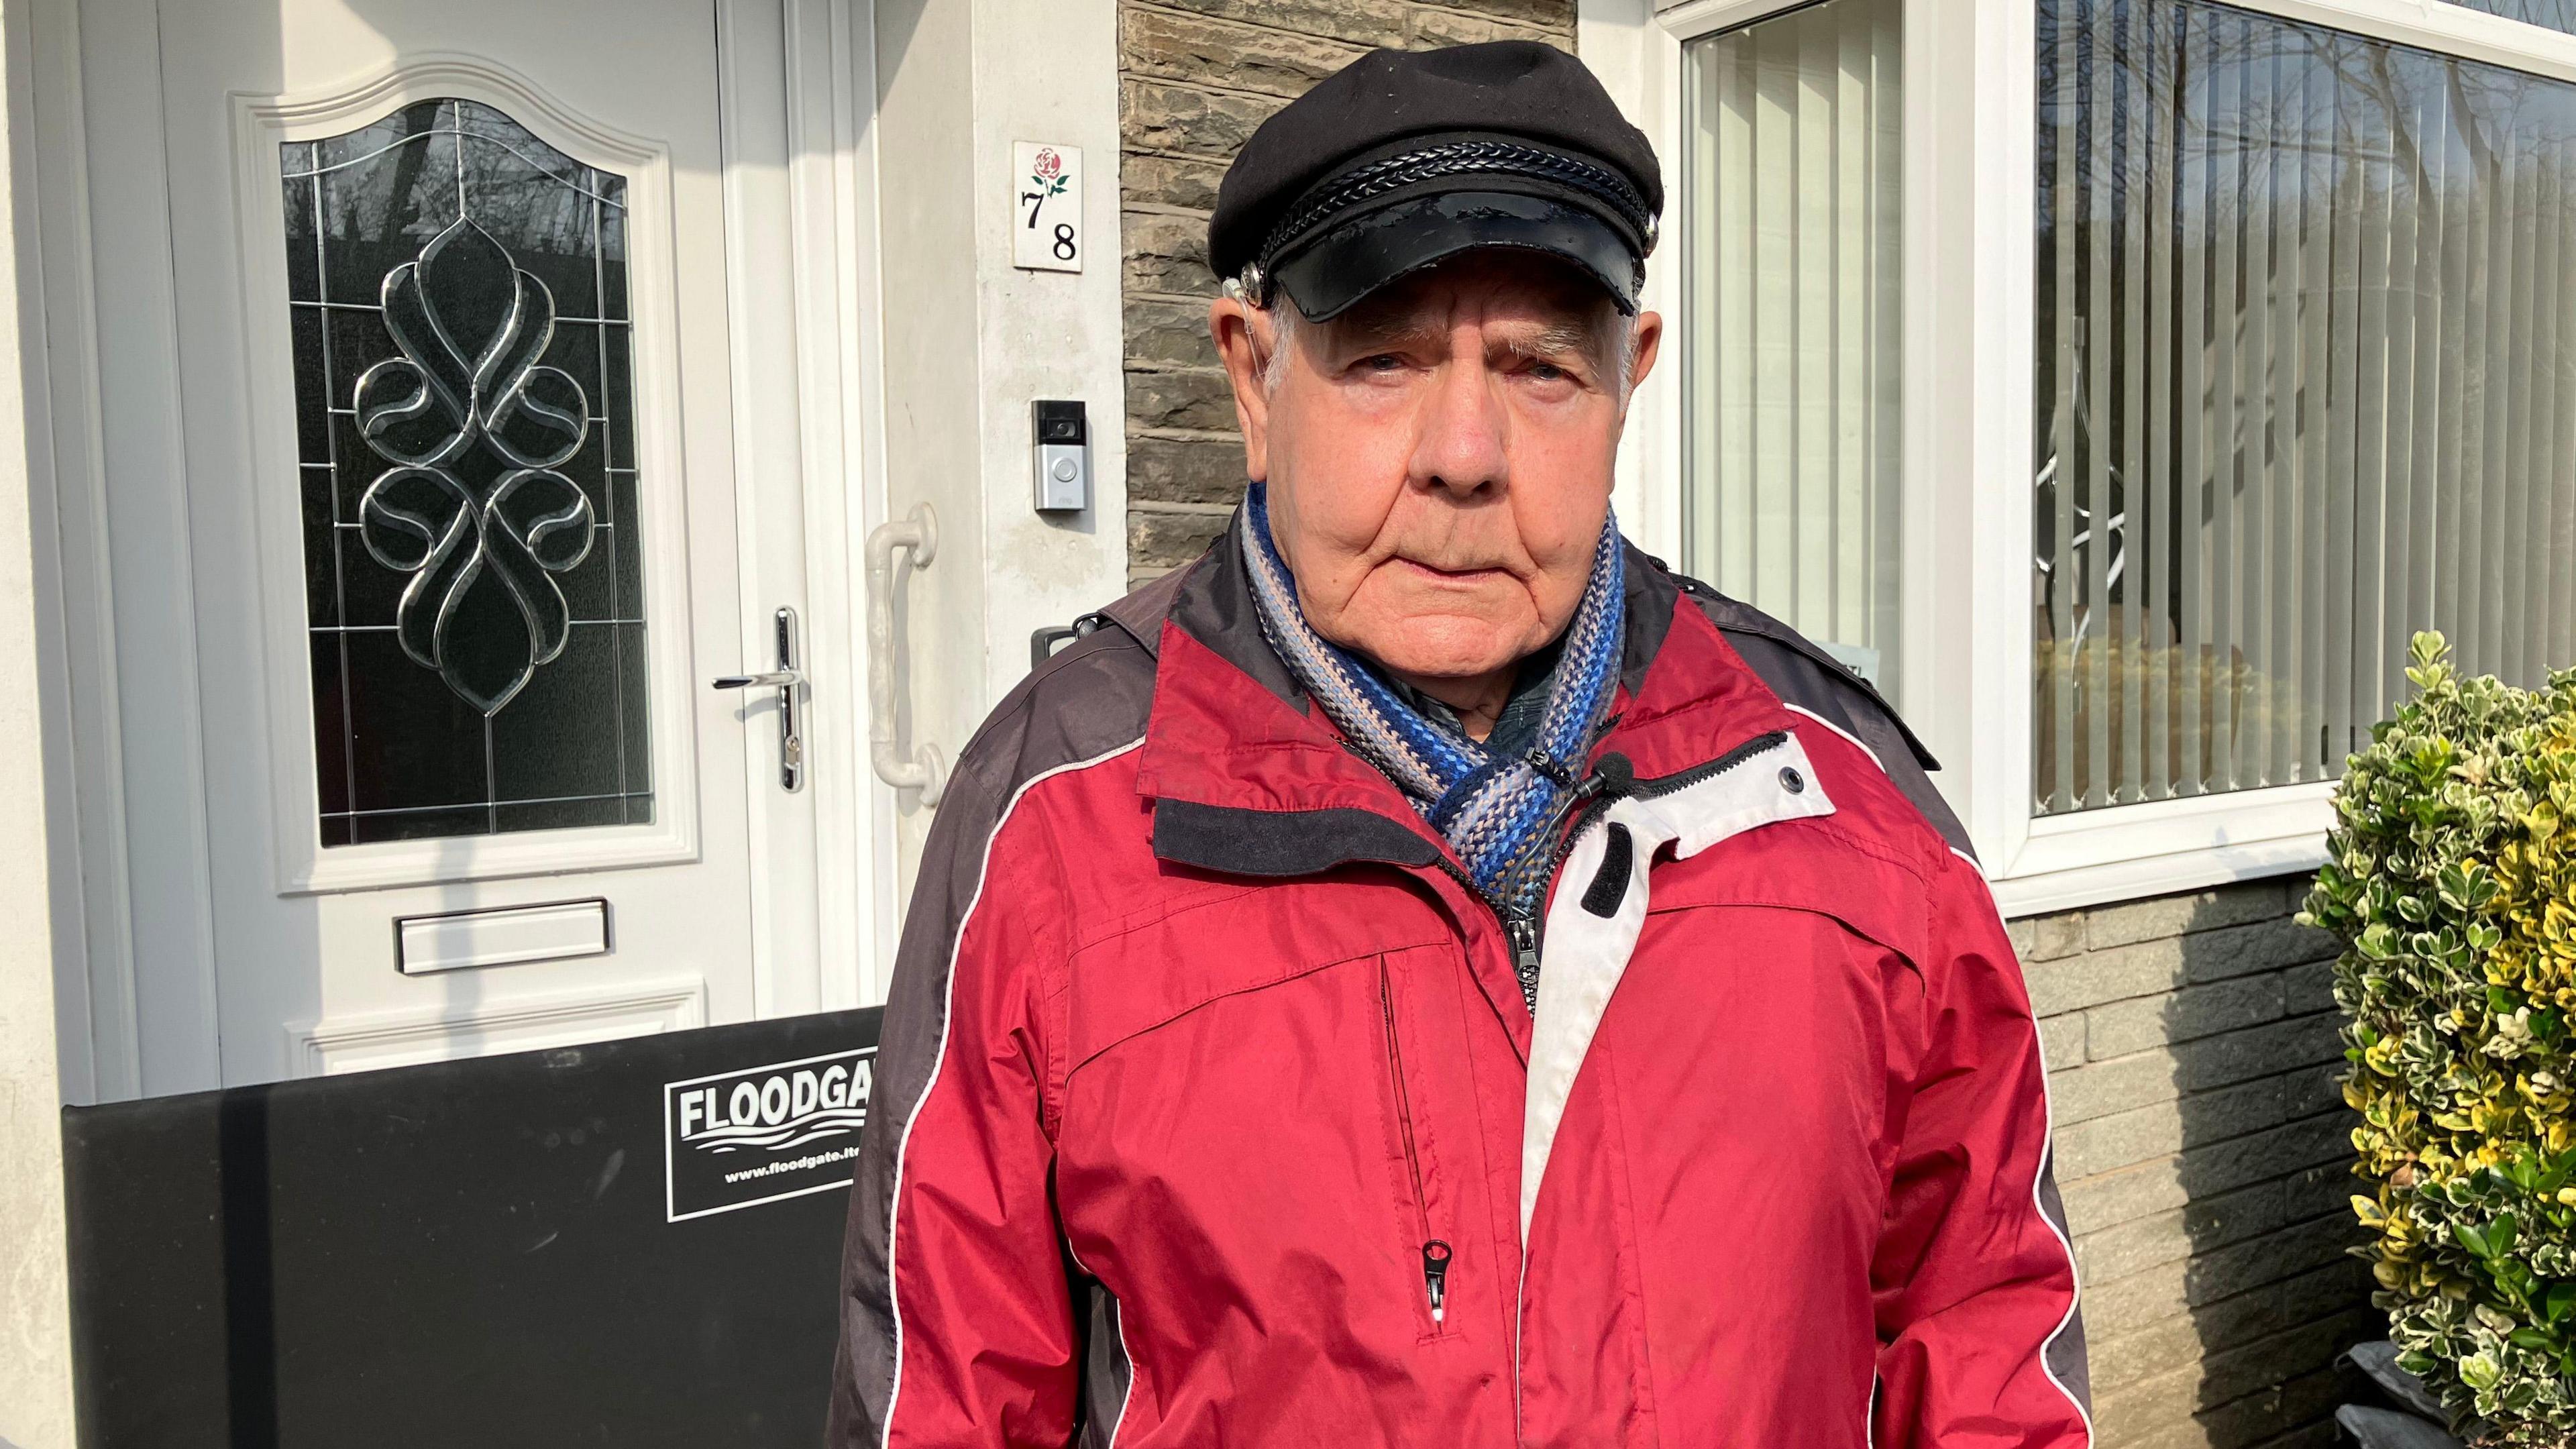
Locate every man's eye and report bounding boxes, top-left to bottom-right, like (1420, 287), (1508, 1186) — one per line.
(1360, 354), (1404, 372)
(1529, 362), (1568, 382)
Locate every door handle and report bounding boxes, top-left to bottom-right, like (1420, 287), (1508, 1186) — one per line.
(713, 606), (806, 791)
(865, 504), (946, 806)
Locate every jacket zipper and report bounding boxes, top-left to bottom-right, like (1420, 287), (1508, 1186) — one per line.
(1443, 768), (1618, 988)
(1624, 727), (1788, 804)
(1522, 729), (1800, 969)
(1379, 961), (1450, 1330)
(1418, 728), (1793, 979)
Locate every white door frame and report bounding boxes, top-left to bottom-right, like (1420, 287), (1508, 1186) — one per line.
(717, 0), (898, 1022)
(26, 0), (207, 1103)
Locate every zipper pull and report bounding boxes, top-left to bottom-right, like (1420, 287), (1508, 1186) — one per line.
(1507, 916), (1540, 981)
(1422, 1240), (1452, 1324)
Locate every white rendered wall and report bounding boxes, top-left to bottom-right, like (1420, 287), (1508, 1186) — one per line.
(871, 0), (1129, 887)
(0, 0), (77, 1436)
(961, 0), (1129, 713)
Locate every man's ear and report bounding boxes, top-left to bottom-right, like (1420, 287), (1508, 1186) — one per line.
(1621, 311), (1664, 411)
(1209, 294), (1276, 484)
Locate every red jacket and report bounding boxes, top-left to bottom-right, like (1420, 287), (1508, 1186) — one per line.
(833, 530), (2091, 1447)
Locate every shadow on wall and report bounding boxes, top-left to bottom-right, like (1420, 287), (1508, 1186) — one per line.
(2031, 879), (2374, 1447)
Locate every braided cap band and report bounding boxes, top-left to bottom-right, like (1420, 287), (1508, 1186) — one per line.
(1269, 189), (1647, 322)
(1256, 138), (1657, 273)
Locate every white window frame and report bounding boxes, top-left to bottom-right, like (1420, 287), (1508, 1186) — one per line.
(1584, 0), (2576, 916)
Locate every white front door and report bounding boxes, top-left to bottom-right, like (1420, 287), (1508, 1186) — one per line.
(56, 0), (909, 1092)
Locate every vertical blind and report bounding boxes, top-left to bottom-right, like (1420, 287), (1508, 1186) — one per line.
(2035, 0), (2576, 814)
(1682, 0), (1904, 690)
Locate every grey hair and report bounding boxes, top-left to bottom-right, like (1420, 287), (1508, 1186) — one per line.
(1608, 315), (1640, 403)
(1230, 264), (1638, 402)
(1222, 270), (1300, 392)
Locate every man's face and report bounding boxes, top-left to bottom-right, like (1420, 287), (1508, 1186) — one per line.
(1212, 254), (1662, 683)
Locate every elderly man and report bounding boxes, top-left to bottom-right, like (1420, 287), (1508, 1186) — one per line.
(833, 41), (2088, 1448)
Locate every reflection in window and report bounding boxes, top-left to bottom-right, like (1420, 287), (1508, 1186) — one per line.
(2035, 0), (2576, 814)
(1680, 0), (1904, 691)
(2441, 0), (2576, 38)
(282, 99), (650, 847)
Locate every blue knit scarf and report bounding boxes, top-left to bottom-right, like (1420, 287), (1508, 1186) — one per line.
(1240, 485), (1625, 948)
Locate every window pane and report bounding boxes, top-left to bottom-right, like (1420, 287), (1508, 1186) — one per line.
(2441, 0), (2576, 39)
(2033, 0), (2576, 814)
(281, 98), (653, 846)
(1681, 0), (1904, 691)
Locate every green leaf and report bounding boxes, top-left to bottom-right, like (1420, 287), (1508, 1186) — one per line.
(2458, 1221), (2494, 1258)
(2539, 1152), (2573, 1195)
(2461, 1350), (2503, 1391)
(2438, 864), (2473, 910)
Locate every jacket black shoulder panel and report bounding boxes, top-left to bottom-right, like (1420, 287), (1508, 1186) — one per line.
(945, 594), (1163, 818)
(1093, 564), (1194, 658)
(1657, 562), (1976, 862)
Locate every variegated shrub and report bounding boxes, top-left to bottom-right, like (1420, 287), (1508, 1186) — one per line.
(2304, 632), (2576, 1442)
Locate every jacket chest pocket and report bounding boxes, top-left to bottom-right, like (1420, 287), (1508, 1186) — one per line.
(1377, 956), (1452, 1339)
(1370, 938), (1525, 1340)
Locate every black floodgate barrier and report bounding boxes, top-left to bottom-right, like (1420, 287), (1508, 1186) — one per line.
(61, 1008), (881, 1448)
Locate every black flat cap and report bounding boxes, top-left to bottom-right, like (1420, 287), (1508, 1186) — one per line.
(1210, 41), (1661, 321)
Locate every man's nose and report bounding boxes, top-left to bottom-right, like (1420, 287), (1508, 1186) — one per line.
(1409, 352), (1509, 498)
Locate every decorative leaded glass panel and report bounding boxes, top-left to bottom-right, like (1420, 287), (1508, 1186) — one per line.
(282, 98), (650, 847)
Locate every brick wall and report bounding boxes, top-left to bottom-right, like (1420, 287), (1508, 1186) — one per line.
(2021, 877), (2371, 1448)
(1117, 0), (1579, 582)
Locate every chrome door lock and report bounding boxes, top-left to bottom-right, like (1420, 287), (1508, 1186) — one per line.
(713, 606), (805, 792)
